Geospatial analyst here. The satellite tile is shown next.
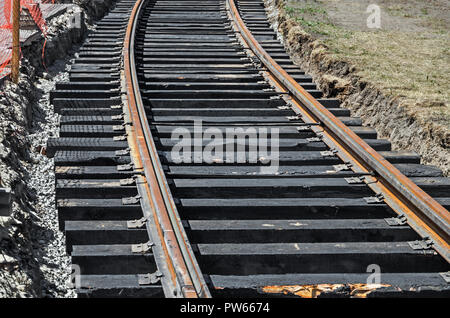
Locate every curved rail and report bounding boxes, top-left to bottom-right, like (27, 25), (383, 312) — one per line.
(227, 0), (449, 261)
(123, 0), (210, 298)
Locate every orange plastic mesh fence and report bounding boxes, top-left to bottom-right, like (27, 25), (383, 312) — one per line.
(0, 0), (54, 79)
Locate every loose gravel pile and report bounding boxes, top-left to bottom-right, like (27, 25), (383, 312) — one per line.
(0, 0), (116, 298)
(28, 59), (75, 297)
(0, 57), (77, 298)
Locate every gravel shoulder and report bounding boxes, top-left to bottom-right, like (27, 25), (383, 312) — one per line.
(265, 0), (450, 175)
(0, 59), (74, 298)
(0, 0), (115, 298)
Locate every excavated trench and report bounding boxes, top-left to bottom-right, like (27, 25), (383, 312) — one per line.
(1, 0), (448, 298)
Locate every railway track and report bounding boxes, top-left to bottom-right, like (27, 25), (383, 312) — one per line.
(47, 0), (450, 298)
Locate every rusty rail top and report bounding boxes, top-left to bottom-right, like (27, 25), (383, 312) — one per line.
(123, 0), (210, 298)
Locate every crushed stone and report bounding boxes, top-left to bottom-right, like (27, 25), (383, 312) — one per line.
(0, 0), (116, 298)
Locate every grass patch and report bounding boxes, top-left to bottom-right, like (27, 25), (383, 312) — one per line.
(285, 3), (335, 36)
(283, 0), (450, 128)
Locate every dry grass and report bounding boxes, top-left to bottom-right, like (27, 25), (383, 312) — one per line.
(284, 0), (450, 128)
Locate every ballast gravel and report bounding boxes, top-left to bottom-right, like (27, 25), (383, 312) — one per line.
(1, 0), (116, 298)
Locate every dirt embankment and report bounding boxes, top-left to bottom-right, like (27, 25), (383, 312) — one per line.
(0, 0), (116, 298)
(74, 0), (117, 23)
(265, 0), (450, 176)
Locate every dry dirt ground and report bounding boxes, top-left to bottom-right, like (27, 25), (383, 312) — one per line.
(284, 0), (449, 127)
(270, 0), (449, 174)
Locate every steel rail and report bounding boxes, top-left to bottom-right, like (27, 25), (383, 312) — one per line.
(227, 0), (450, 261)
(123, 0), (210, 298)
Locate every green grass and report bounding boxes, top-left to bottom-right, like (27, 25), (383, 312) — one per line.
(285, 3), (335, 36)
(285, 5), (327, 16)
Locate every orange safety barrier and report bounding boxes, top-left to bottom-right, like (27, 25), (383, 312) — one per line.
(0, 0), (54, 79)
